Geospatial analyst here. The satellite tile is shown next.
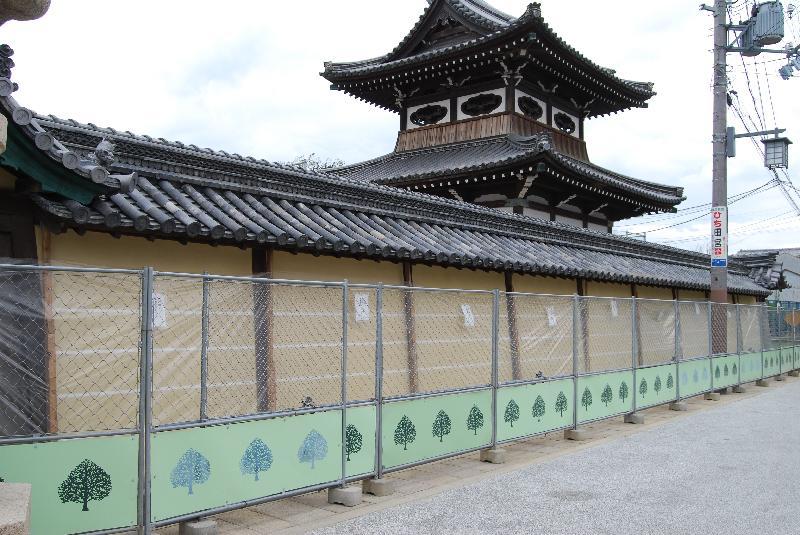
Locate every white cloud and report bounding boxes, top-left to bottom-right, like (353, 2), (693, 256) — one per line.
(3, 0), (799, 252)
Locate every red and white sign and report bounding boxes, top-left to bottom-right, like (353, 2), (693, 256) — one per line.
(711, 207), (727, 267)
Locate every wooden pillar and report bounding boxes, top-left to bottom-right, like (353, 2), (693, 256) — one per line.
(252, 247), (275, 412)
(504, 272), (522, 380)
(577, 278), (590, 373)
(402, 261), (419, 393)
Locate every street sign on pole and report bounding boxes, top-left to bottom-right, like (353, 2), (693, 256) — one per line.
(711, 206), (728, 267)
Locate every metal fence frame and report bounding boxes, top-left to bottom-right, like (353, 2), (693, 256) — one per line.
(1, 263), (798, 535)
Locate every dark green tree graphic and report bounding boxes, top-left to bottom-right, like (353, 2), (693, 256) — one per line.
(715, 365), (721, 379)
(639, 378), (648, 398)
(619, 382), (629, 403)
(666, 373), (674, 390)
(555, 391), (568, 417)
(581, 387), (593, 411)
(532, 395), (546, 422)
(58, 459), (112, 512)
(394, 415), (416, 450)
(654, 376), (662, 396)
(601, 384), (613, 407)
(723, 364), (729, 377)
(732, 363), (738, 376)
(170, 449), (211, 495)
(240, 439), (273, 481)
(345, 424), (363, 461)
(432, 410), (452, 442)
(466, 405), (485, 435)
(504, 399), (520, 427)
(770, 357), (774, 367)
(297, 430), (328, 469)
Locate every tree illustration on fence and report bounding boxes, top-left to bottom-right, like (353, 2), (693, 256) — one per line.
(619, 382), (629, 403)
(345, 424), (363, 461)
(432, 410), (452, 442)
(466, 406), (484, 435)
(298, 430), (328, 469)
(639, 378), (648, 398)
(654, 376), (662, 396)
(58, 459), (112, 511)
(702, 368), (709, 380)
(581, 387), (593, 411)
(723, 364), (729, 377)
(240, 439), (273, 481)
(532, 395), (546, 422)
(715, 365), (721, 379)
(170, 449), (210, 496)
(555, 391), (568, 417)
(693, 370), (699, 383)
(394, 416), (416, 450)
(600, 384), (613, 407)
(504, 399), (520, 427)
(667, 373), (674, 390)
(732, 363), (738, 376)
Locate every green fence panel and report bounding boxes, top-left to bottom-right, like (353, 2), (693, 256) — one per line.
(739, 352), (763, 383)
(345, 404), (376, 479)
(711, 355), (739, 389)
(150, 409), (343, 523)
(381, 390), (492, 471)
(0, 434), (138, 535)
(577, 370), (634, 423)
(635, 363), (677, 409)
(780, 347), (792, 373)
(763, 349), (780, 377)
(677, 357), (712, 398)
(496, 378), (574, 443)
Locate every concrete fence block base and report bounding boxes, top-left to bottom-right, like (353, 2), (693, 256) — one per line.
(756, 379), (770, 387)
(178, 519), (217, 535)
(716, 388), (731, 395)
(479, 448), (507, 464)
(704, 392), (721, 401)
(564, 429), (589, 441)
(669, 401), (689, 412)
(328, 486), (362, 507)
(0, 483), (31, 535)
(775, 375), (785, 382)
(789, 370), (800, 377)
(362, 478), (396, 497)
(624, 413), (645, 424)
(733, 385), (747, 393)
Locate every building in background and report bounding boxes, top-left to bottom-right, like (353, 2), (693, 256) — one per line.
(736, 248), (800, 302)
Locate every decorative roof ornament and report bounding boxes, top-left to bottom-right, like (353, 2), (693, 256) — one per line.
(499, 59), (528, 86)
(0, 0), (50, 26)
(86, 138), (117, 167)
(393, 85), (419, 108)
(0, 44), (18, 94)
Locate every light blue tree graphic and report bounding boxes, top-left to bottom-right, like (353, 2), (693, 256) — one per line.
(297, 430), (328, 469)
(170, 449), (211, 495)
(692, 370), (699, 383)
(702, 368), (709, 381)
(240, 439), (273, 481)
(681, 372), (688, 385)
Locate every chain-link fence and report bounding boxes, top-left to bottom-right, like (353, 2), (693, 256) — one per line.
(2, 262), (795, 533)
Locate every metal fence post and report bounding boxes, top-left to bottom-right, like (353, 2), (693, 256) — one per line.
(572, 294), (579, 430)
(199, 272), (209, 421)
(375, 284), (384, 479)
(340, 281), (349, 487)
(490, 288), (500, 449)
(137, 267), (154, 535)
(674, 299), (681, 400)
(631, 297), (638, 414)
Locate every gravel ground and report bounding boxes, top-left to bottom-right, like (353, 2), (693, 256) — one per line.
(312, 382), (800, 535)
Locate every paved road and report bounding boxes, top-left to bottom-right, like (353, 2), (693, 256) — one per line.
(313, 382), (800, 535)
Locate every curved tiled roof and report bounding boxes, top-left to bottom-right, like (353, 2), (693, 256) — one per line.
(329, 134), (684, 209)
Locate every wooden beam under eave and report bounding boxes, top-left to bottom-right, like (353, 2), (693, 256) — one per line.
(402, 261), (419, 393)
(504, 272), (522, 381)
(252, 246), (276, 412)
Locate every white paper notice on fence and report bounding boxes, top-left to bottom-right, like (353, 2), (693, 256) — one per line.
(354, 293), (370, 322)
(153, 292), (167, 329)
(461, 304), (475, 327)
(610, 298), (619, 318)
(546, 306), (558, 327)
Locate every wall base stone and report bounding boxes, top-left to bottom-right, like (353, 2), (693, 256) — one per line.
(328, 486), (362, 507)
(733, 385), (747, 393)
(624, 413), (645, 424)
(564, 428), (589, 441)
(669, 401), (689, 411)
(479, 448), (506, 464)
(179, 520), (217, 535)
(362, 478), (396, 496)
(756, 379), (770, 387)
(704, 392), (721, 401)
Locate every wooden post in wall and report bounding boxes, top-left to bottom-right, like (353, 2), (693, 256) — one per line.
(40, 227), (58, 433)
(577, 278), (590, 373)
(402, 261), (419, 393)
(252, 247), (276, 412)
(504, 272), (522, 380)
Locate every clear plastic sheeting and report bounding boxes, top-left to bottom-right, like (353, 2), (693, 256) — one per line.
(739, 305), (764, 353)
(767, 303), (797, 349)
(579, 297), (633, 373)
(678, 301), (709, 359)
(0, 269), (141, 438)
(636, 299), (677, 366)
(499, 293), (573, 383)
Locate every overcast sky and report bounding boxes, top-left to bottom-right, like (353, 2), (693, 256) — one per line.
(4, 0), (800, 253)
